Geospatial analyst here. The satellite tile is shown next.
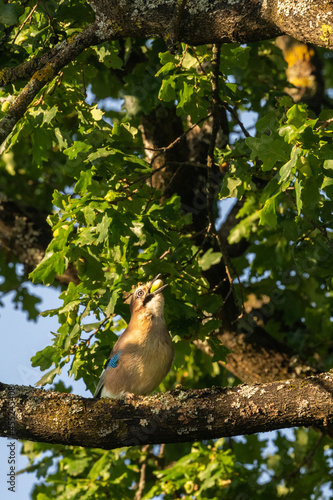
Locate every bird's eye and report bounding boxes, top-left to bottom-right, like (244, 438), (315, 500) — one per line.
(136, 289), (144, 298)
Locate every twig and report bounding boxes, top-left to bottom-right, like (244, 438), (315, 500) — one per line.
(134, 444), (150, 500)
(81, 64), (87, 99)
(315, 117), (333, 131)
(215, 231), (244, 320)
(39, 0), (58, 40)
(129, 248), (171, 272)
(115, 160), (208, 196)
(166, 0), (188, 53)
(222, 101), (250, 138)
(206, 43), (221, 170)
(206, 44), (243, 319)
(277, 432), (324, 486)
(191, 46), (207, 74)
(158, 443), (165, 458)
(176, 44), (188, 68)
(149, 113), (212, 167)
(12, 3), (38, 45)
(0, 0), (32, 48)
(81, 317), (110, 346)
(181, 222), (212, 269)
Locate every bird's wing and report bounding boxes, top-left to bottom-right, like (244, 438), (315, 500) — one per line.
(93, 349), (122, 398)
(93, 369), (106, 398)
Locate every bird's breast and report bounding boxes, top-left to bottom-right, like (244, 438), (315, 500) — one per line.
(118, 320), (174, 395)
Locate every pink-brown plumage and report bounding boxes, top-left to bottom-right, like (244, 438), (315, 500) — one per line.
(94, 275), (174, 399)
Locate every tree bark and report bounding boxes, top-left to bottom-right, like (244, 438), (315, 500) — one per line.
(0, 201), (78, 284)
(195, 325), (316, 385)
(90, 0), (333, 48)
(1, 374), (333, 449)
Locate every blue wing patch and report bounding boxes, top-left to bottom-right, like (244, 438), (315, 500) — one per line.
(106, 351), (121, 369)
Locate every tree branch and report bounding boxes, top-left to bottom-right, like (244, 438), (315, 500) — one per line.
(89, 0), (332, 48)
(195, 323), (316, 385)
(0, 200), (78, 284)
(1, 373), (333, 449)
(0, 22), (100, 147)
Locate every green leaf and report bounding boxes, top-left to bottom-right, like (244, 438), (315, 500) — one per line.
(30, 251), (69, 285)
(87, 148), (116, 162)
(181, 52), (199, 69)
(259, 197), (277, 227)
(35, 366), (62, 387)
(256, 111), (278, 133)
(246, 135), (290, 171)
(0, 1), (23, 24)
(286, 104), (308, 128)
(178, 81), (194, 107)
(159, 76), (176, 101)
(64, 141), (92, 159)
(31, 346), (57, 370)
(158, 50), (177, 66)
(156, 61), (176, 76)
(198, 249), (222, 271)
(295, 177), (303, 215)
(198, 318), (222, 337)
(105, 288), (121, 316)
(228, 211), (260, 244)
(42, 106), (58, 124)
(32, 128), (51, 166)
(75, 170), (93, 194)
(261, 174), (280, 203)
(95, 45), (123, 69)
(88, 453), (112, 480)
(220, 176), (243, 199)
(95, 214), (112, 244)
(323, 159), (333, 172)
(278, 145), (300, 186)
(54, 127), (68, 149)
(64, 323), (81, 352)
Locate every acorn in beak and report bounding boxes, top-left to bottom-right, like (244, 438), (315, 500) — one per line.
(149, 274), (168, 296)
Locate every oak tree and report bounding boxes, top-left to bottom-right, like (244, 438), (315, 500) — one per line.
(1, 1), (333, 498)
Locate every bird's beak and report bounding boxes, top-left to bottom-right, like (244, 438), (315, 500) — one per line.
(149, 274), (168, 296)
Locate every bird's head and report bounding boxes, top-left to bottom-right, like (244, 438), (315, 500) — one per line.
(130, 274), (168, 319)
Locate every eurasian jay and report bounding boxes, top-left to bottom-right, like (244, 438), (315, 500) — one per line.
(94, 275), (174, 399)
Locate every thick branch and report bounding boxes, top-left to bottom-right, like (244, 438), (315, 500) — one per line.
(0, 201), (78, 284)
(1, 373), (333, 449)
(90, 0), (332, 48)
(196, 324), (316, 385)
